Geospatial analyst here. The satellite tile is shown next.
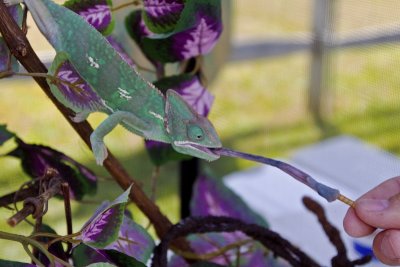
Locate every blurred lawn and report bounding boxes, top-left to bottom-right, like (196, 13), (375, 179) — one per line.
(1, 0), (400, 262)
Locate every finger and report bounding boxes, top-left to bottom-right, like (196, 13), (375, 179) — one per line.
(343, 207), (375, 237)
(373, 229), (400, 265)
(355, 195), (400, 229)
(358, 176), (400, 200)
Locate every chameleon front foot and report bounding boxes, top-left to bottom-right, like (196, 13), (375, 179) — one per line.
(90, 135), (108, 165)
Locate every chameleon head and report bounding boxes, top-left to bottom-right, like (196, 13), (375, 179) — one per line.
(165, 90), (222, 161)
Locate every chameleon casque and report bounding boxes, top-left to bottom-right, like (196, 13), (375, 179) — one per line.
(5, 0), (222, 165)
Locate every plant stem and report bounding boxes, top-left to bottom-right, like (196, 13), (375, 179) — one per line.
(0, 231), (54, 266)
(0, 184), (39, 208)
(175, 239), (252, 261)
(61, 183), (73, 255)
(23, 244), (45, 267)
(179, 158), (199, 218)
(111, 1), (141, 12)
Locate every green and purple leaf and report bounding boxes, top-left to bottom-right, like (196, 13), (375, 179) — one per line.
(126, 10), (153, 42)
(64, 0), (114, 35)
(48, 52), (106, 113)
(73, 245), (148, 267)
(100, 250), (147, 267)
(158, 74), (214, 116)
(142, 0), (185, 33)
(0, 260), (36, 267)
(105, 216), (155, 263)
(191, 174), (269, 228)
(0, 5), (23, 73)
(86, 263), (117, 267)
(72, 244), (109, 267)
(125, 10), (164, 68)
(6, 138), (97, 200)
(80, 187), (131, 248)
(0, 124), (15, 146)
(141, 0), (222, 62)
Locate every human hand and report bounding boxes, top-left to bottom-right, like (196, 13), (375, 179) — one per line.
(343, 176), (400, 265)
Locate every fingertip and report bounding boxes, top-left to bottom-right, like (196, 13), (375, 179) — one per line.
(373, 230), (400, 266)
(343, 207), (375, 237)
(355, 198), (400, 229)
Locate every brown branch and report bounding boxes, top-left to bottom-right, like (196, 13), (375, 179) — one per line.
(0, 2), (190, 252)
(302, 197), (372, 266)
(0, 183), (39, 208)
(7, 175), (63, 227)
(61, 183), (73, 255)
(7, 203), (35, 227)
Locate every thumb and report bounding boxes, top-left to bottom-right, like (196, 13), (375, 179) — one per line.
(355, 194), (400, 229)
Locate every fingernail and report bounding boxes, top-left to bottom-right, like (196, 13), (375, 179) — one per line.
(357, 199), (389, 212)
(381, 233), (400, 260)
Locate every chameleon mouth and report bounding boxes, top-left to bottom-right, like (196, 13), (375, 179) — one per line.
(174, 141), (221, 158)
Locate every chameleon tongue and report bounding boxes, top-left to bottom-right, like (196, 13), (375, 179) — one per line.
(213, 147), (354, 206)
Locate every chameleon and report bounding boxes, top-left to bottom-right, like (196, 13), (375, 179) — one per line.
(4, 0), (222, 165)
(3, 0), (355, 205)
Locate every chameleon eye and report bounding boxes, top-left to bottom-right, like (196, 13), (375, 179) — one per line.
(187, 125), (204, 141)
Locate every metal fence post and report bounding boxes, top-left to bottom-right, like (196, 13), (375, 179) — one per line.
(309, 0), (335, 126)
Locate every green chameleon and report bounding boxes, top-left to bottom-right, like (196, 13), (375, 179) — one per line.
(5, 0), (222, 165)
(4, 0), (351, 204)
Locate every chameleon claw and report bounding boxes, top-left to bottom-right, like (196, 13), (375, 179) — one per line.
(92, 142), (108, 165)
(70, 111), (90, 123)
(90, 135), (108, 165)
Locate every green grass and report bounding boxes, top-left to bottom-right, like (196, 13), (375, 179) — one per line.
(2, 0), (400, 262)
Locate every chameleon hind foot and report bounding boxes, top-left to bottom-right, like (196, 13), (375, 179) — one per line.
(90, 135), (108, 165)
(70, 111), (90, 123)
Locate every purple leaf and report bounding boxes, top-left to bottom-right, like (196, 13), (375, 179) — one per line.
(80, 187), (131, 248)
(72, 244), (109, 266)
(105, 216), (155, 263)
(141, 0), (223, 62)
(125, 11), (153, 44)
(86, 263), (117, 267)
(106, 36), (136, 68)
(175, 76), (214, 117)
(155, 74), (214, 117)
(0, 5), (23, 73)
(0, 259), (36, 267)
(6, 138), (97, 200)
(125, 10), (163, 68)
(191, 174), (269, 228)
(0, 37), (12, 72)
(72, 245), (148, 267)
(64, 0), (114, 35)
(0, 124), (15, 146)
(48, 52), (106, 113)
(142, 0), (184, 33)
(170, 14), (222, 60)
